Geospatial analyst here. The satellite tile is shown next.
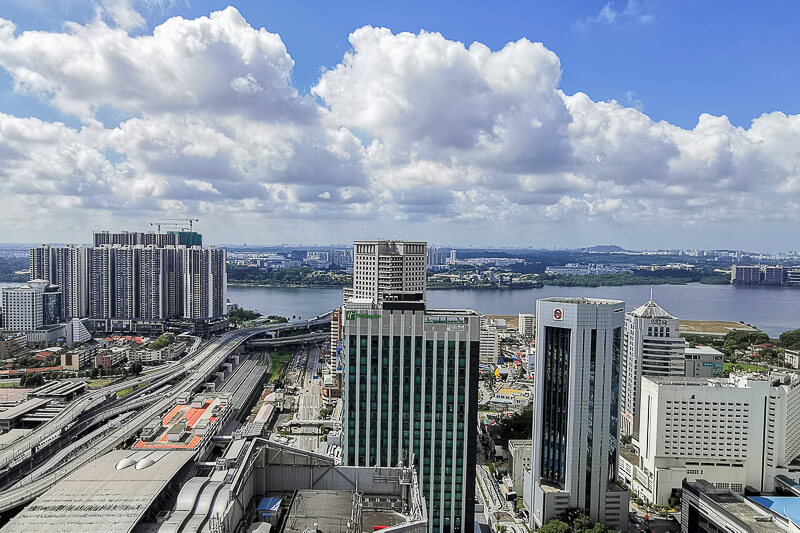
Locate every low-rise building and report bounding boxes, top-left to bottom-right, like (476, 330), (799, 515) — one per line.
(508, 439), (532, 495)
(785, 350), (800, 370)
(95, 346), (129, 368)
(61, 346), (97, 371)
(129, 341), (186, 365)
(681, 479), (794, 533)
(491, 388), (531, 409)
(0, 334), (27, 358)
(684, 344), (724, 377)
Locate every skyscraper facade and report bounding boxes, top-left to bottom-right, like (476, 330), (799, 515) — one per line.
(342, 240), (478, 532)
(530, 297), (629, 531)
(620, 298), (685, 437)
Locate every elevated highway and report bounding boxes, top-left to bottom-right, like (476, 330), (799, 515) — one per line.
(0, 317), (331, 513)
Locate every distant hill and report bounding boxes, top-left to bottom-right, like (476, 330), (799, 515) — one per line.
(584, 245), (627, 253)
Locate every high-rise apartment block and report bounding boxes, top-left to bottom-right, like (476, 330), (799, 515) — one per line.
(620, 299), (685, 437)
(93, 230), (201, 247)
(518, 313), (536, 338)
(347, 240), (426, 304)
(342, 239), (479, 532)
(629, 373), (800, 505)
(479, 317), (500, 365)
(530, 297), (629, 531)
(29, 230), (226, 330)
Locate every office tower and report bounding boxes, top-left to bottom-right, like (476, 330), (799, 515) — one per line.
(89, 246), (114, 319)
(619, 298), (685, 437)
(1, 284), (44, 331)
(449, 249), (456, 263)
(632, 373), (800, 505)
(53, 245), (89, 320)
(42, 283), (62, 325)
(342, 241), (479, 532)
(350, 240), (426, 304)
(530, 298), (629, 531)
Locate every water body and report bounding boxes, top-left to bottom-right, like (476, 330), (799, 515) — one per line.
(5, 282), (798, 337)
(227, 283), (800, 337)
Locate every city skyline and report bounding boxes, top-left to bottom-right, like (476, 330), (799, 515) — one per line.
(0, 2), (799, 249)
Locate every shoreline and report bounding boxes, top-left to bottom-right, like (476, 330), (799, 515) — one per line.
(226, 280), (728, 290)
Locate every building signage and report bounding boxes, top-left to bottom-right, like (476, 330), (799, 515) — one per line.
(553, 308), (563, 321)
(345, 311), (381, 320)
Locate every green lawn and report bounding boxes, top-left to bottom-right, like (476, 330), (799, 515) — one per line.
(268, 352), (294, 372)
(0, 381), (20, 388)
(87, 379), (113, 389)
(724, 362), (767, 373)
(116, 382), (149, 398)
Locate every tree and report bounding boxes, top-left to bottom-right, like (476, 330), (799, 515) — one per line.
(90, 367), (99, 379)
(779, 328), (800, 350)
(495, 406), (533, 445)
(21, 373), (44, 388)
(131, 362), (143, 376)
(538, 520), (570, 533)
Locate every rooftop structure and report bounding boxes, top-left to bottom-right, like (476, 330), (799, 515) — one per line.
(2, 449), (197, 533)
(682, 479), (789, 533)
(0, 398), (51, 431)
(281, 490), (363, 533)
(134, 395), (226, 450)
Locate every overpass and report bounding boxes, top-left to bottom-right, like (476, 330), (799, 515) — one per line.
(0, 317), (330, 513)
(244, 330), (329, 347)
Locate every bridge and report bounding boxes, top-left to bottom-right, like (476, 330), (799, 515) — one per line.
(0, 316), (332, 513)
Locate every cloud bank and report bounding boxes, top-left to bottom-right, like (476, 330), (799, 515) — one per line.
(0, 6), (797, 247)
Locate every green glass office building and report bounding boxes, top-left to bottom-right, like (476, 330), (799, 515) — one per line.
(342, 300), (480, 532)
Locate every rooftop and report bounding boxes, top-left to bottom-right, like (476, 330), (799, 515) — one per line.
(3, 449), (196, 533)
(281, 490), (356, 533)
(539, 297), (624, 305)
(685, 345), (725, 356)
(630, 299), (675, 319)
(751, 496), (800, 528)
(133, 396), (224, 450)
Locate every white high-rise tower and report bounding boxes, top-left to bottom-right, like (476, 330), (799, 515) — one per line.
(620, 293), (685, 437)
(530, 297), (629, 531)
(348, 240), (426, 304)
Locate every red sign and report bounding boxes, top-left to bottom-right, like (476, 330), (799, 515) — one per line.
(553, 308), (563, 321)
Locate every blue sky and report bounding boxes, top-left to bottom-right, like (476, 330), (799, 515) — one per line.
(5, 1), (798, 129)
(0, 0), (799, 249)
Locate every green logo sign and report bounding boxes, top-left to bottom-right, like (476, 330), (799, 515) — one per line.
(346, 311), (380, 320)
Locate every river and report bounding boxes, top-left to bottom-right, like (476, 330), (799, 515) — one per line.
(226, 283), (800, 338)
(3, 281), (798, 337)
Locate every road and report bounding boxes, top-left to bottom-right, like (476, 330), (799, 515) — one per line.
(292, 344), (323, 453)
(0, 320), (330, 513)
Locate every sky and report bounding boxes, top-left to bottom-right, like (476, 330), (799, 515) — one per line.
(0, 1), (798, 250)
